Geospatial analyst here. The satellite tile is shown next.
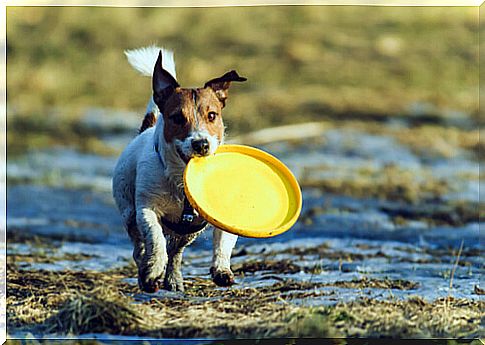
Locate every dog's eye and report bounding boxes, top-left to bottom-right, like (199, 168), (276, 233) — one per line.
(208, 111), (218, 122)
(170, 112), (186, 125)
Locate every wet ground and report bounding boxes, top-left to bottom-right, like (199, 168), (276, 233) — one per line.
(6, 109), (484, 339)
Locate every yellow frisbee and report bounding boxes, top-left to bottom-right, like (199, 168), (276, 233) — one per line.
(184, 144), (302, 238)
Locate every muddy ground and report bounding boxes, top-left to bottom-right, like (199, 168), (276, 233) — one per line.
(5, 109), (484, 341)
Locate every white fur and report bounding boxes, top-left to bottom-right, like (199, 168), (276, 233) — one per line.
(212, 229), (238, 270)
(176, 129), (220, 160)
(125, 46), (174, 118)
(112, 46), (237, 292)
(125, 45), (176, 79)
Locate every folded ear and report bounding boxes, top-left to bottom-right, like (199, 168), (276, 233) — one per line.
(204, 70), (247, 107)
(152, 50), (180, 109)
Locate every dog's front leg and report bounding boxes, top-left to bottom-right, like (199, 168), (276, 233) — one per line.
(211, 228), (238, 286)
(136, 207), (168, 292)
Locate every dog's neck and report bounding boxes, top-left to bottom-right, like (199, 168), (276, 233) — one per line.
(153, 116), (186, 202)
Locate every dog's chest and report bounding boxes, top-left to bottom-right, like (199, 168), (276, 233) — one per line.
(150, 189), (183, 219)
(154, 194), (208, 234)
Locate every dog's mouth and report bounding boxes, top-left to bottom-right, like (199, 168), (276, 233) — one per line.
(176, 149), (212, 164)
(175, 138), (217, 164)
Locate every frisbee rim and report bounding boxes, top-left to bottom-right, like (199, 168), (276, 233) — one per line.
(183, 144), (302, 238)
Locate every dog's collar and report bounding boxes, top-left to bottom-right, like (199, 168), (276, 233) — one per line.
(160, 197), (208, 235)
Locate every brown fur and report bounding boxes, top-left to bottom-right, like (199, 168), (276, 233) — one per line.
(150, 52), (245, 146)
(139, 112), (157, 134)
(161, 87), (225, 144)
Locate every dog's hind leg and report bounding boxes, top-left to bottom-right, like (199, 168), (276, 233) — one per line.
(114, 177), (144, 267)
(163, 232), (200, 292)
(211, 228), (238, 286)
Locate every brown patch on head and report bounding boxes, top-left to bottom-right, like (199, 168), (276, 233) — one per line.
(193, 88), (225, 141)
(160, 88), (225, 143)
(151, 56), (246, 145)
(161, 89), (191, 143)
(150, 51), (195, 146)
(204, 70), (247, 107)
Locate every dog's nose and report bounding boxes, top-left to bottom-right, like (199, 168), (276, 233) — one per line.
(192, 139), (210, 155)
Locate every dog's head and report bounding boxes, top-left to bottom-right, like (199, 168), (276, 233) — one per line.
(152, 51), (246, 164)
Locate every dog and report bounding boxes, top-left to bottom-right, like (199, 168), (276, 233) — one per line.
(112, 46), (247, 293)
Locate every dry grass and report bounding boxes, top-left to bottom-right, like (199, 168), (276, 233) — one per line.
(7, 7), (477, 114)
(301, 163), (450, 204)
(6, 6), (479, 155)
(386, 126), (479, 160)
(338, 121), (480, 160)
(45, 286), (163, 335)
(8, 262), (483, 338)
(6, 265), (136, 329)
(6, 113), (120, 157)
(290, 296), (485, 338)
(7, 264), (295, 337)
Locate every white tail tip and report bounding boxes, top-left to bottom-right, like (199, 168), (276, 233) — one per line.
(124, 45), (176, 79)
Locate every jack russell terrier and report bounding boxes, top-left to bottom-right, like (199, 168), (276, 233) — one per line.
(112, 46), (247, 293)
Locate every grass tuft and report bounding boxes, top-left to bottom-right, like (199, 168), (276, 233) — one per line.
(45, 286), (160, 335)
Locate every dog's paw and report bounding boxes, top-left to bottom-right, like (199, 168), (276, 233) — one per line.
(164, 268), (185, 292)
(138, 257), (167, 293)
(138, 275), (163, 293)
(163, 265), (184, 292)
(210, 267), (235, 287)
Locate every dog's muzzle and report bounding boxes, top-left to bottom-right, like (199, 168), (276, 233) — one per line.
(192, 138), (210, 156)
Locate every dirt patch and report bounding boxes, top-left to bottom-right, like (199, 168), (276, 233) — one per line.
(232, 259), (419, 291)
(268, 244), (389, 262)
(380, 201), (479, 227)
(258, 278), (418, 292)
(302, 199), (479, 228)
(330, 277), (419, 290)
(7, 232), (60, 247)
(7, 253), (97, 265)
(254, 243), (478, 269)
(233, 259), (302, 275)
(394, 245), (483, 260)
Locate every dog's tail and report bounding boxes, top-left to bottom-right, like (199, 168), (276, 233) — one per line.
(125, 46), (176, 133)
(125, 45), (176, 79)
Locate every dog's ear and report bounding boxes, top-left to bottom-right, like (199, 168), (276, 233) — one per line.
(152, 50), (180, 109)
(204, 70), (247, 107)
